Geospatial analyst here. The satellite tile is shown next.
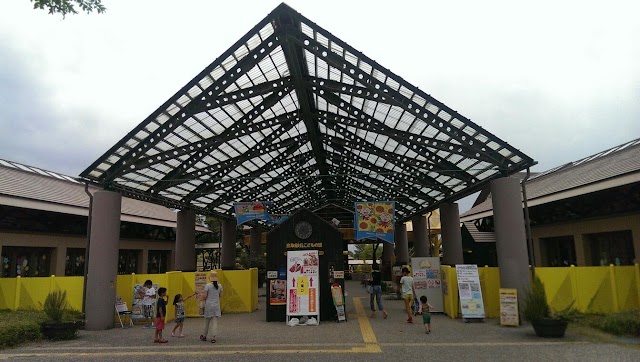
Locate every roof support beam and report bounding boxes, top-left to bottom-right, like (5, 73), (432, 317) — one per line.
(276, 12), (334, 200)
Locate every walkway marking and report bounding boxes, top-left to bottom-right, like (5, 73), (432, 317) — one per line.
(0, 297), (381, 358)
(381, 341), (591, 347)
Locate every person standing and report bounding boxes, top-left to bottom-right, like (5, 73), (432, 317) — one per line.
(399, 267), (416, 323)
(153, 287), (168, 343)
(142, 279), (156, 328)
(200, 271), (223, 343)
(369, 264), (387, 319)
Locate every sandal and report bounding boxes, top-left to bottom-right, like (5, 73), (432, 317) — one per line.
(200, 335), (207, 341)
(153, 339), (160, 343)
(211, 338), (216, 343)
(159, 339), (168, 343)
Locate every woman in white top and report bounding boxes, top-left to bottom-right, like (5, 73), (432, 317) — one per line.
(200, 271), (223, 343)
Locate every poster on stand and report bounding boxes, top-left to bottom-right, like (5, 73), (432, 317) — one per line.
(411, 257), (443, 313)
(499, 288), (519, 326)
(455, 264), (486, 319)
(270, 280), (286, 305)
(286, 250), (320, 321)
(194, 272), (209, 315)
(331, 283), (346, 322)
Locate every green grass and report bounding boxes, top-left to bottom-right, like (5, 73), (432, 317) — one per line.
(0, 309), (46, 349)
(578, 310), (640, 337)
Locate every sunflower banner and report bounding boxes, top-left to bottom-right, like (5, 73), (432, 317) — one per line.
(354, 201), (395, 244)
(234, 201), (270, 225)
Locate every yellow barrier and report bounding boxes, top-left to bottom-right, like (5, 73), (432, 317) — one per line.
(440, 264), (640, 319)
(1, 269), (259, 321)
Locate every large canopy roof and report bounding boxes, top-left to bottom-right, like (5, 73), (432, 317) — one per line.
(80, 3), (534, 224)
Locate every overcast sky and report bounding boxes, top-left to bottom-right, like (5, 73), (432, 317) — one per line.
(1, 0), (638, 212)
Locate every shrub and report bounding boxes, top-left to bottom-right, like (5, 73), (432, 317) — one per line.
(598, 311), (640, 336)
(43, 290), (68, 324)
(521, 276), (551, 322)
(0, 310), (44, 349)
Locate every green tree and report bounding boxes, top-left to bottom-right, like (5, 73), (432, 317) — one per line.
(30, 0), (106, 17)
(352, 243), (382, 263)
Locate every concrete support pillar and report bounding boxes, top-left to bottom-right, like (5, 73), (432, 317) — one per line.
(394, 223), (409, 265)
(490, 177), (531, 303)
(54, 246), (67, 276)
(441, 203), (464, 265)
(412, 214), (430, 257)
(85, 190), (121, 330)
(382, 241), (395, 280)
(249, 227), (262, 262)
(221, 219), (237, 270)
(175, 209), (196, 272)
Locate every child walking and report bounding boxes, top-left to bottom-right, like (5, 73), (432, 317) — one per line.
(418, 295), (434, 334)
(154, 287), (168, 343)
(171, 292), (197, 337)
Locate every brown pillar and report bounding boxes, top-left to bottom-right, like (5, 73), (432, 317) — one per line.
(394, 223), (409, 265)
(382, 241), (395, 280)
(54, 245), (67, 276)
(490, 177), (531, 303)
(175, 209), (196, 271)
(441, 203), (464, 265)
(85, 190), (121, 330)
(574, 234), (586, 266)
(250, 227), (262, 262)
(412, 214), (430, 257)
(221, 219), (237, 270)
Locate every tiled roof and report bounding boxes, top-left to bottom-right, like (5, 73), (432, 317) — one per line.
(0, 158), (207, 230)
(460, 138), (640, 219)
(462, 221), (496, 243)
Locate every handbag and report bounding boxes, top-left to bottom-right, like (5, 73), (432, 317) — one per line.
(198, 300), (205, 315)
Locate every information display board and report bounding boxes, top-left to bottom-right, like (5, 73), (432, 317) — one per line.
(455, 264), (486, 319)
(411, 257), (443, 313)
(499, 288), (519, 326)
(286, 250), (320, 321)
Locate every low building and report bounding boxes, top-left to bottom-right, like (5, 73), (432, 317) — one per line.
(460, 138), (640, 267)
(0, 158), (210, 277)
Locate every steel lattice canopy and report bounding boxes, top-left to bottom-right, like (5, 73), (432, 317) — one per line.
(80, 3), (534, 224)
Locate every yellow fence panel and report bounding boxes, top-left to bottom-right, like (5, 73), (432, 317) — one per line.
(180, 272), (199, 317)
(18, 276), (50, 310)
(0, 278), (17, 309)
(218, 269), (258, 313)
(574, 266), (613, 314)
(613, 266), (638, 312)
(479, 267), (500, 319)
(53, 276), (84, 311)
(536, 267), (574, 312)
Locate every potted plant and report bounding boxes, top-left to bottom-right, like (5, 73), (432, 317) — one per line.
(521, 276), (570, 338)
(40, 290), (81, 340)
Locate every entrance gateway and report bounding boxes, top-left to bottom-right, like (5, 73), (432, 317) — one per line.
(79, 3), (535, 330)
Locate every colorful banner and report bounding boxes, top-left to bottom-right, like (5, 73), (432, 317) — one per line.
(234, 202), (269, 225)
(455, 264), (486, 319)
(354, 201), (395, 243)
(331, 283), (346, 322)
(411, 257), (444, 313)
(499, 288), (519, 326)
(286, 250), (320, 320)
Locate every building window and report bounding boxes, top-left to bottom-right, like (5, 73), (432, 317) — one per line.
(118, 250), (139, 275)
(0, 247), (51, 277)
(586, 230), (634, 266)
(148, 250), (170, 274)
(65, 248), (86, 276)
(540, 236), (576, 266)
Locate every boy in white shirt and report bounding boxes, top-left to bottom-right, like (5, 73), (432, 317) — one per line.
(142, 279), (156, 328)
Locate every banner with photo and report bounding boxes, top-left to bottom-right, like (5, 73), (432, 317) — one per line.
(354, 201), (395, 244)
(234, 202), (270, 225)
(455, 264), (486, 319)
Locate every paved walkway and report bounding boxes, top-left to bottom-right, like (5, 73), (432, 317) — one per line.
(1, 281), (638, 361)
